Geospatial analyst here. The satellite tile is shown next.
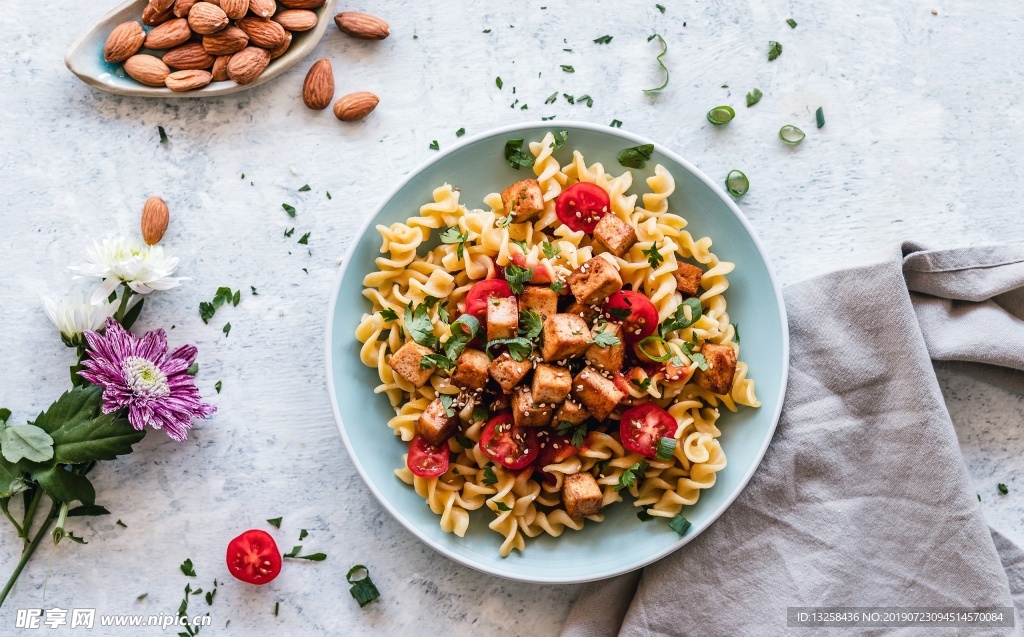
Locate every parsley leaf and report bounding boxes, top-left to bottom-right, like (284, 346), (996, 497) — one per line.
(284, 227), (295, 237)
(519, 310), (544, 339)
(669, 514), (691, 536)
(610, 119), (623, 128)
(180, 559), (196, 577)
(560, 65), (575, 73)
(768, 40), (783, 61)
(440, 226), (469, 259)
(593, 35), (613, 44)
(617, 143), (654, 169)
(555, 421), (588, 448)
(494, 502), (512, 512)
(576, 94), (594, 107)
(429, 140), (439, 150)
(998, 483), (1009, 495)
(486, 337), (533, 362)
(551, 130), (569, 149)
(496, 213), (513, 228)
(222, 322), (231, 337)
(614, 462), (649, 491)
(444, 314), (481, 360)
(439, 394), (456, 417)
(267, 517), (282, 528)
(472, 405), (488, 423)
(403, 303), (439, 348)
(495, 76), (503, 89)
(158, 126), (168, 144)
(563, 93), (575, 104)
(214, 380), (222, 394)
(283, 546), (327, 561)
(656, 3), (666, 12)
(545, 92), (558, 104)
(746, 88), (763, 107)
(734, 323), (740, 344)
(786, 18), (798, 28)
(550, 281), (564, 293)
(282, 203), (296, 217)
(379, 308), (399, 322)
(298, 232), (310, 245)
(542, 240), (561, 259)
(643, 243), (664, 269)
(504, 264), (534, 294)
(503, 139), (535, 170)
(456, 127), (466, 137)
(298, 184), (311, 192)
(631, 377), (652, 392)
(655, 436), (676, 460)
(679, 341), (710, 371)
(660, 297), (703, 336)
(592, 330), (621, 348)
(421, 353), (454, 370)
(482, 463), (498, 485)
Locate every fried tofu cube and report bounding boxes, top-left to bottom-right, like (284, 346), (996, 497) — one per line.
(562, 472), (603, 518)
(512, 386), (554, 427)
(567, 257), (622, 305)
(584, 322), (625, 372)
(540, 313), (592, 362)
(488, 352), (532, 394)
(450, 348), (489, 390)
(593, 214), (637, 257)
(572, 367), (625, 421)
(531, 363), (572, 405)
(673, 262), (703, 297)
(500, 178), (545, 222)
(486, 296), (519, 341)
(518, 285), (559, 321)
(390, 341), (435, 388)
(416, 397), (458, 446)
(565, 301), (599, 324)
(553, 398), (589, 426)
(695, 343), (738, 395)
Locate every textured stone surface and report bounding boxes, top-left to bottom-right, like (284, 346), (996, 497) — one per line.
(0, 0), (1021, 634)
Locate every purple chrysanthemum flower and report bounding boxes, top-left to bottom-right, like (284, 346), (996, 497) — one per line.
(78, 317), (216, 441)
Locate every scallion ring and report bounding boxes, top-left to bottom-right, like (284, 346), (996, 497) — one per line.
(725, 170), (749, 197)
(637, 335), (673, 362)
(779, 125), (805, 145)
(706, 106), (735, 125)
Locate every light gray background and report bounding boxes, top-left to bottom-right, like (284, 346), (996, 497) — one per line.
(1, 0), (1021, 634)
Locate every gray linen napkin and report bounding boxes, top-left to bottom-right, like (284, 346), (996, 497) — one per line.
(561, 242), (1024, 637)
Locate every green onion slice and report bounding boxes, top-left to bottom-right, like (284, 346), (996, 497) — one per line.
(637, 335), (673, 362)
(706, 106), (735, 125)
(655, 436), (676, 461)
(779, 125), (805, 145)
(816, 106), (825, 128)
(725, 170), (749, 197)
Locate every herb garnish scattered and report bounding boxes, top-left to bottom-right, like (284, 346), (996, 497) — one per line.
(440, 226), (469, 259)
(592, 330), (622, 348)
(214, 381), (222, 394)
(519, 310), (544, 339)
(617, 143), (654, 169)
(504, 264), (534, 294)
(725, 169), (750, 197)
(137, 592), (147, 600)
(632, 377), (652, 392)
(998, 483), (1009, 495)
(180, 558), (197, 577)
(660, 297), (703, 336)
(786, 18), (798, 28)
(117, 519), (128, 528)
(283, 546), (327, 561)
(486, 337), (533, 362)
(346, 565), (381, 608)
(644, 34), (669, 94)
(250, 286), (258, 295)
(404, 302), (439, 348)
(222, 323), (231, 337)
(503, 139), (535, 170)
(656, 3), (666, 12)
(816, 106), (825, 128)
(429, 140), (439, 151)
(483, 28), (491, 33)
(542, 240), (561, 258)
(746, 88), (763, 107)
(298, 232), (310, 245)
(545, 92), (558, 104)
(495, 76), (503, 89)
(779, 125), (805, 145)
(298, 184), (311, 192)
(456, 128), (466, 137)
(610, 119), (623, 128)
(284, 227), (295, 237)
(643, 243), (664, 269)
(563, 93), (575, 104)
(482, 463), (498, 485)
(576, 94), (594, 107)
(199, 287), (240, 324)
(655, 437), (676, 460)
(707, 105), (735, 125)
(282, 203), (296, 217)
(768, 40), (783, 61)
(669, 513), (691, 536)
(593, 35), (613, 44)
(496, 213), (513, 228)
(614, 462), (649, 491)
(556, 420), (588, 448)
(637, 508), (654, 521)
(438, 394), (456, 417)
(494, 502), (512, 512)
(274, 602), (280, 616)
(443, 314), (481, 361)
(551, 281), (564, 293)
(379, 308), (399, 322)
(560, 65), (575, 73)
(734, 323), (741, 343)
(158, 126), (168, 144)
(267, 517), (282, 528)
(551, 130), (569, 149)
(326, 191), (332, 200)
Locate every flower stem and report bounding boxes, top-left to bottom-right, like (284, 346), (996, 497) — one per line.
(51, 502), (69, 545)
(21, 488), (42, 549)
(0, 499), (23, 537)
(114, 288), (134, 322)
(0, 499), (58, 608)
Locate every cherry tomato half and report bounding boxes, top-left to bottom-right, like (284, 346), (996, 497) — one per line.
(407, 435), (450, 478)
(535, 430), (579, 470)
(464, 279), (513, 320)
(619, 403), (678, 459)
(604, 291), (659, 345)
(555, 182), (611, 233)
(226, 529), (282, 585)
(480, 413), (539, 470)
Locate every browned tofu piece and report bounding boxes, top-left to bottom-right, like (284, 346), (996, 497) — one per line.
(488, 352), (532, 394)
(390, 341), (435, 388)
(540, 313), (592, 362)
(593, 214), (637, 257)
(512, 386), (554, 427)
(553, 397), (589, 426)
(567, 257), (622, 305)
(562, 472), (603, 518)
(450, 348), (489, 390)
(565, 301), (599, 324)
(500, 178), (545, 222)
(572, 367), (625, 421)
(416, 397), (457, 446)
(584, 322), (625, 372)
(673, 262), (703, 297)
(531, 363), (572, 405)
(695, 343), (737, 394)
(518, 285), (559, 321)
(486, 296), (519, 341)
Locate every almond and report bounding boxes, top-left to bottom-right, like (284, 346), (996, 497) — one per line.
(302, 58), (334, 110)
(142, 3), (174, 26)
(220, 0), (249, 19)
(273, 9), (318, 32)
(150, 0), (176, 11)
(165, 69), (214, 91)
(248, 0), (276, 18)
(144, 18), (192, 50)
(141, 197), (170, 245)
(124, 54), (171, 87)
(236, 17), (288, 48)
(333, 91), (379, 121)
(269, 32), (292, 59)
(104, 21), (145, 63)
(334, 12), (390, 40)
(279, 0), (325, 8)
(162, 42), (215, 69)
(202, 26), (249, 55)
(188, 2), (229, 34)
(172, 0), (198, 18)
(212, 55), (232, 81)
(226, 46), (270, 84)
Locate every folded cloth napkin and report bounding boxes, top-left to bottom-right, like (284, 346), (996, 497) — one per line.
(561, 242), (1024, 637)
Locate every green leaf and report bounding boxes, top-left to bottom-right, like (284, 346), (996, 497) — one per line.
(267, 517), (282, 528)
(33, 465), (95, 505)
(486, 337), (533, 362)
(551, 130), (569, 149)
(614, 462), (649, 492)
(223, 322), (231, 337)
(186, 363), (199, 376)
(181, 558), (197, 576)
(660, 298), (703, 336)
(299, 529), (308, 541)
(495, 76), (503, 89)
(482, 463), (498, 485)
(456, 128), (466, 137)
(298, 184), (311, 192)
(443, 314), (481, 360)
(439, 226), (468, 259)
(560, 65), (575, 73)
(746, 88), (763, 107)
(214, 380), (222, 394)
(631, 377), (652, 392)
(121, 297), (145, 330)
(786, 18), (798, 28)
(404, 303), (439, 349)
(656, 3), (665, 13)
(518, 310), (544, 339)
(617, 144), (654, 169)
(642, 243), (664, 269)
(503, 139), (535, 170)
(545, 92), (558, 104)
(0, 455), (24, 498)
(610, 119), (623, 128)
(816, 106), (825, 129)
(346, 565), (380, 608)
(32, 386), (145, 465)
(998, 483), (1009, 495)
(593, 35), (613, 44)
(504, 264), (534, 294)
(379, 308), (399, 322)
(67, 504), (111, 517)
(669, 513), (691, 536)
(768, 40), (783, 61)
(158, 126), (169, 144)
(298, 232), (310, 245)
(429, 140), (439, 151)
(0, 424), (54, 463)
(655, 436), (676, 460)
(282, 203), (296, 217)
(198, 302), (215, 324)
(0, 409), (9, 424)
(494, 501), (512, 511)
(592, 330), (621, 348)
(439, 394), (456, 417)
(541, 240), (561, 259)
(65, 531), (88, 544)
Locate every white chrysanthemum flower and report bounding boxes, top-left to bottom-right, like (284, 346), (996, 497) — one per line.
(69, 237), (185, 304)
(40, 291), (117, 346)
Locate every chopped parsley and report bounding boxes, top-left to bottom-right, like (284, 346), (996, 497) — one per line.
(656, 3), (666, 12)
(519, 310), (544, 339)
(631, 377), (652, 392)
(404, 302), (439, 348)
(284, 227), (295, 237)
(267, 517), (282, 528)
(550, 281), (564, 293)
(282, 203), (296, 217)
(298, 232), (310, 245)
(669, 513), (691, 536)
(483, 28), (491, 33)
(299, 529), (308, 541)
(545, 92), (558, 104)
(455, 434), (474, 449)
(542, 240), (561, 258)
(214, 380), (222, 394)
(504, 264), (534, 294)
(560, 65), (575, 73)
(471, 405), (488, 423)
(283, 546), (327, 561)
(644, 34), (669, 94)
(610, 119), (623, 128)
(576, 94), (594, 107)
(998, 483), (1009, 495)
(786, 18), (798, 28)
(379, 308), (399, 322)
(494, 502), (512, 512)
(503, 139), (535, 170)
(158, 126), (168, 144)
(734, 323), (740, 343)
(421, 353), (455, 371)
(746, 88), (763, 107)
(456, 127), (466, 137)
(347, 565), (380, 608)
(298, 184), (311, 192)
(443, 314), (480, 361)
(643, 243), (664, 269)
(495, 76), (503, 89)
(222, 323), (231, 337)
(439, 226), (469, 259)
(551, 130), (569, 149)
(180, 559), (196, 577)
(660, 297), (703, 335)
(429, 140), (439, 150)
(592, 330), (622, 348)
(617, 143), (654, 169)
(614, 462), (649, 491)
(496, 213), (514, 228)
(556, 420), (588, 448)
(593, 35), (613, 44)
(816, 106), (825, 128)
(482, 463), (498, 485)
(768, 40), (783, 61)
(486, 337), (533, 362)
(439, 394), (456, 417)
(326, 191), (332, 200)
(655, 437), (676, 460)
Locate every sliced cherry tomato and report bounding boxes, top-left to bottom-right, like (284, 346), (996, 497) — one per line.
(555, 182), (610, 233)
(604, 291), (659, 345)
(509, 251), (555, 284)
(535, 430), (579, 469)
(407, 435), (450, 478)
(619, 403), (678, 459)
(663, 358), (695, 384)
(226, 529), (282, 585)
(464, 279), (513, 320)
(480, 413), (539, 470)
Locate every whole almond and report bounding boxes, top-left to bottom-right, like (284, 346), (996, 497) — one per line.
(104, 22), (145, 62)
(220, 0), (249, 19)
(334, 12), (390, 40)
(236, 17), (288, 48)
(165, 69), (214, 91)
(150, 0), (176, 11)
(172, 0), (198, 18)
(248, 0), (276, 18)
(212, 55), (232, 81)
(270, 32), (292, 59)
(144, 18), (192, 50)
(280, 0), (325, 8)
(142, 4), (174, 26)
(203, 26), (249, 55)
(188, 2), (229, 34)
(141, 197), (170, 245)
(333, 91), (379, 121)
(226, 46), (270, 84)
(274, 9), (318, 32)
(124, 54), (171, 86)
(162, 42), (215, 69)
(302, 59), (334, 110)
